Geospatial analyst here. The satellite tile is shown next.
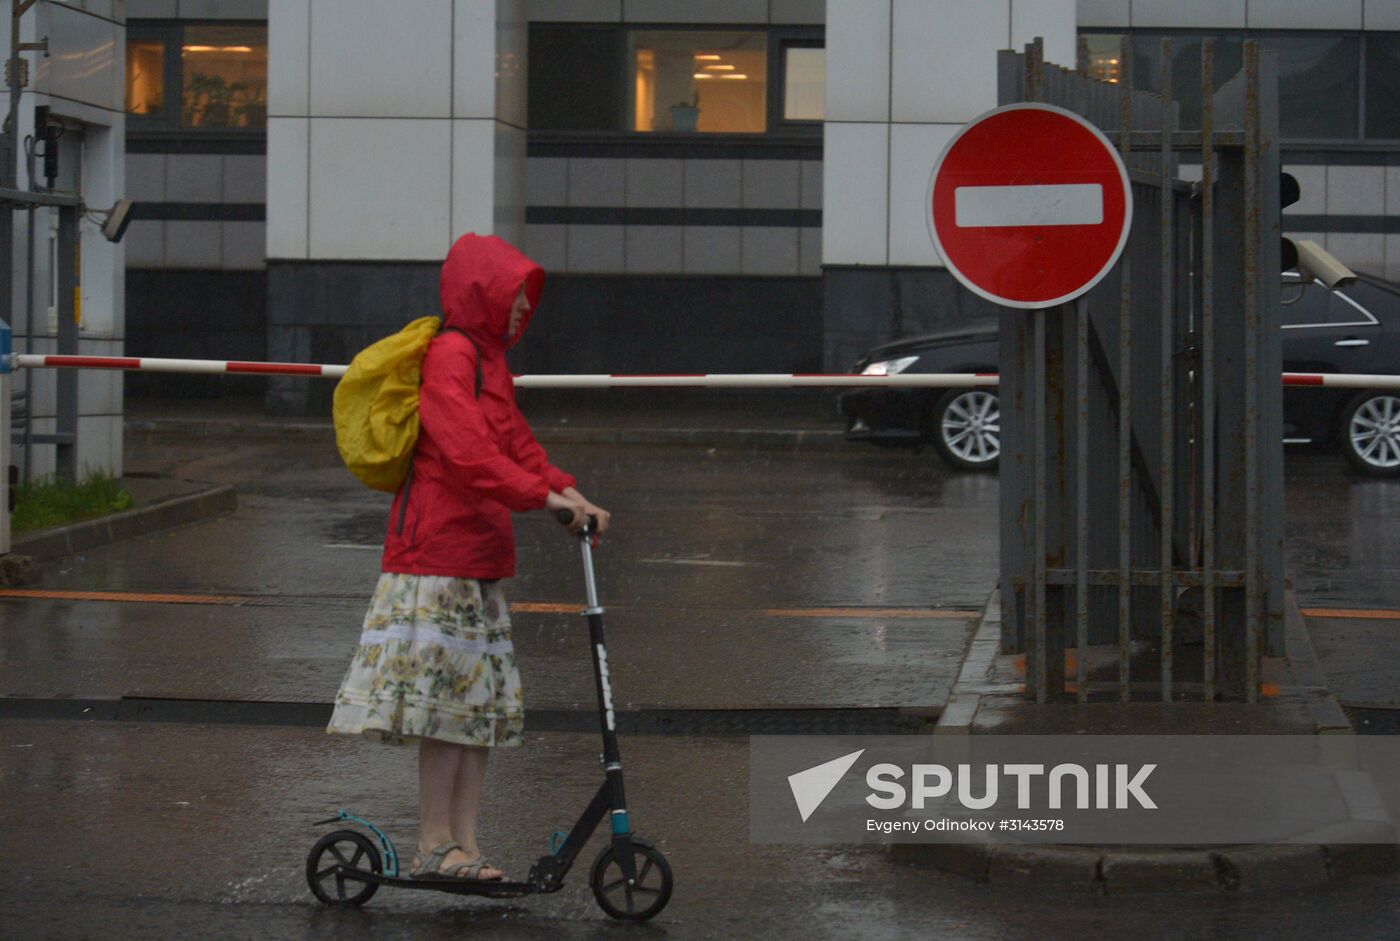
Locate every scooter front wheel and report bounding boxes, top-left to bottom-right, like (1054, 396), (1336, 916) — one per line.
(306, 829), (382, 906)
(589, 841), (673, 921)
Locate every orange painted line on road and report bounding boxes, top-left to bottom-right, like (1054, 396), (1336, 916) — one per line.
(1300, 607), (1400, 621)
(510, 602), (583, 614)
(0, 588), (248, 605)
(0, 589), (968, 620)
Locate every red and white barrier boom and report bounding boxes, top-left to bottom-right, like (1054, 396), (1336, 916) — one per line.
(8, 353), (1400, 390)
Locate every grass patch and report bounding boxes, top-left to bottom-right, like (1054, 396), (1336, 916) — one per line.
(12, 472), (134, 536)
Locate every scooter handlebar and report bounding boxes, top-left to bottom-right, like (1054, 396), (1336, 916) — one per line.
(555, 508), (597, 534)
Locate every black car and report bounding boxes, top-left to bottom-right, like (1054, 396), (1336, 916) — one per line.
(840, 273), (1400, 476)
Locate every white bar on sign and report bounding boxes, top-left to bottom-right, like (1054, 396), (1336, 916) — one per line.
(954, 183), (1104, 228)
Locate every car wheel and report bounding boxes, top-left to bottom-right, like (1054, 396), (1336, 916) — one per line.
(930, 389), (1000, 472)
(1340, 392), (1400, 476)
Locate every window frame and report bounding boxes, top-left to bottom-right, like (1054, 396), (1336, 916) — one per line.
(1076, 27), (1400, 148)
(1280, 273), (1381, 330)
(528, 21), (823, 140)
(125, 19), (269, 140)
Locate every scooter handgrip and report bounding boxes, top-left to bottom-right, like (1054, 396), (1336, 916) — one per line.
(555, 508), (575, 525)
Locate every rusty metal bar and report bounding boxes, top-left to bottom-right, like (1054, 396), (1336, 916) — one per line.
(1039, 569), (1247, 587)
(1201, 40), (1217, 702)
(1076, 296), (1089, 703)
(1243, 41), (1261, 703)
(1117, 43), (1134, 703)
(1159, 39), (1175, 702)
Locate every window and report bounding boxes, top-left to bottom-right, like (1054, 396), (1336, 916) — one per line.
(528, 27), (624, 131)
(181, 26), (267, 128)
(1081, 34), (1123, 85)
(126, 23), (267, 131)
(1364, 34), (1400, 139)
(126, 39), (164, 115)
(782, 45), (824, 121)
(629, 30), (767, 133)
(1258, 34), (1359, 140)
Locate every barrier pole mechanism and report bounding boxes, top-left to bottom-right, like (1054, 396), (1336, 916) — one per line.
(9, 355), (1396, 391)
(1, 319), (11, 554)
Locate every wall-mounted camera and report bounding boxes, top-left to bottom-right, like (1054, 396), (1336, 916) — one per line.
(1282, 237), (1356, 291)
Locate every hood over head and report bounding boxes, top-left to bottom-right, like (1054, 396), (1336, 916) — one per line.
(439, 233), (545, 351)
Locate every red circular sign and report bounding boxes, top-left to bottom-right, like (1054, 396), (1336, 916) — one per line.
(928, 103), (1132, 309)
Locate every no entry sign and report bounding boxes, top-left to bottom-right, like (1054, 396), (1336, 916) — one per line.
(928, 103), (1132, 309)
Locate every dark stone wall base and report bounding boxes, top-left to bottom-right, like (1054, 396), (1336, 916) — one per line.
(125, 269), (268, 398)
(822, 266), (1001, 371)
(266, 262), (825, 416)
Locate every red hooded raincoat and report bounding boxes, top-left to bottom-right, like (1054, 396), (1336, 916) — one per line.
(380, 234), (576, 579)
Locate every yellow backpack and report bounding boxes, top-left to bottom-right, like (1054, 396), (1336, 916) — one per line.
(332, 316), (479, 492)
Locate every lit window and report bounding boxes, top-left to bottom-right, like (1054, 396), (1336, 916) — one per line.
(1082, 34), (1123, 85)
(180, 26), (267, 128)
(783, 46), (824, 121)
(629, 31), (767, 133)
(126, 39), (165, 114)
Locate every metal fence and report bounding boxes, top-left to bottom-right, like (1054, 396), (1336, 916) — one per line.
(997, 38), (1284, 703)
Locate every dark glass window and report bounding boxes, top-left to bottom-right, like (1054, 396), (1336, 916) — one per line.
(528, 26), (624, 131)
(1280, 279), (1331, 326)
(1257, 34), (1359, 140)
(1365, 34), (1400, 139)
(1128, 34), (1243, 130)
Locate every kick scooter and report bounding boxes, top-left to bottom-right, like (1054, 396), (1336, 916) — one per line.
(305, 511), (673, 921)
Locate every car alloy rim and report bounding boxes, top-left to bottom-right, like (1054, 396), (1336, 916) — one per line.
(942, 391), (1000, 464)
(1351, 395), (1400, 469)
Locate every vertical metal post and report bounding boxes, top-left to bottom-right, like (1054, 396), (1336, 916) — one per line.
(55, 203), (76, 480)
(0, 318), (10, 554)
(1242, 43), (1261, 702)
(1200, 41), (1217, 702)
(1116, 46), (1134, 703)
(1158, 40), (1175, 701)
(1075, 295), (1089, 702)
(1032, 309), (1047, 702)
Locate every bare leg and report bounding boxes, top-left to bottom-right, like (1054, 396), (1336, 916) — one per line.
(416, 737), (475, 873)
(450, 745), (504, 878)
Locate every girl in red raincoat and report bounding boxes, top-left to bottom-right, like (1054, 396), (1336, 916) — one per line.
(328, 233), (609, 882)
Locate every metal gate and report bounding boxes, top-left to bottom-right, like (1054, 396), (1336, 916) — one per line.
(997, 39), (1284, 703)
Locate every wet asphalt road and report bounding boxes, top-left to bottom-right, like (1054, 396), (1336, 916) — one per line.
(3, 431), (1400, 938)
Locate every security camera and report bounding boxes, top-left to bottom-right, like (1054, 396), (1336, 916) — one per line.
(1287, 238), (1356, 290)
(100, 199), (133, 243)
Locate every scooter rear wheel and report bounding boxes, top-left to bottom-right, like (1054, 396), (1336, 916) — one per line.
(589, 841), (673, 921)
(306, 829), (382, 906)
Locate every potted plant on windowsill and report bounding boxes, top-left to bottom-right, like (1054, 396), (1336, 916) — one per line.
(670, 91), (699, 132)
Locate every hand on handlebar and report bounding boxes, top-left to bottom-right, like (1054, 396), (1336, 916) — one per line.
(546, 491), (592, 533)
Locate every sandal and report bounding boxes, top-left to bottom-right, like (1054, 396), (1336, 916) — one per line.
(409, 841), (504, 882)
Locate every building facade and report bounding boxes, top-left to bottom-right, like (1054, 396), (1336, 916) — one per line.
(116, 0), (1400, 415)
(6, 0), (127, 478)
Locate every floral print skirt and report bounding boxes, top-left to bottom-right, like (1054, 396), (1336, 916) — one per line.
(327, 573), (524, 747)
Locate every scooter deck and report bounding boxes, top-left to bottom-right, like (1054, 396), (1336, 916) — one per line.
(333, 867), (558, 898)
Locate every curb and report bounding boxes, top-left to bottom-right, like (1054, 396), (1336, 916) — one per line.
(125, 418), (849, 450)
(901, 585), (1400, 893)
(10, 485), (238, 563)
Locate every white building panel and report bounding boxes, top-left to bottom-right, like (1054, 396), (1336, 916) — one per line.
(266, 117), (309, 258)
(825, 0), (890, 123)
(1013, 0), (1077, 69)
(1077, 0), (1130, 27)
(1247, 0), (1362, 29)
(891, 0), (1006, 124)
(309, 118), (451, 259)
(887, 122), (955, 267)
(823, 122), (889, 266)
(496, 0), (528, 127)
(1132, 0), (1245, 28)
(1367, 0), (1400, 30)
(455, 0), (497, 119)
(269, 0), (310, 116)
(309, 0), (453, 118)
(451, 118), (497, 242)
(622, 0), (767, 24)
(1326, 165), (1386, 217)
